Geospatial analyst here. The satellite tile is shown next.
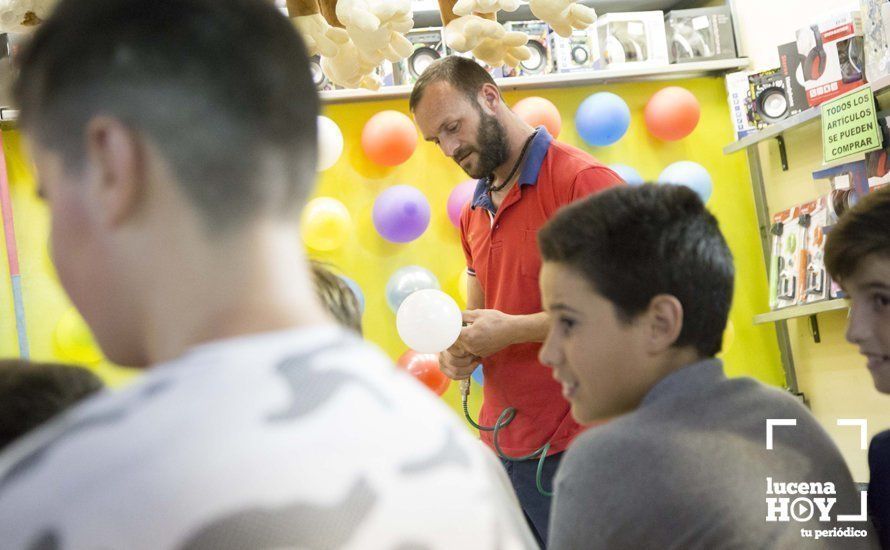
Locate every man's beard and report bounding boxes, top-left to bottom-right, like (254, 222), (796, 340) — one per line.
(454, 112), (509, 180)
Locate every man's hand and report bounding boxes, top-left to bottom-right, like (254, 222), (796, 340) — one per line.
(458, 309), (517, 359)
(439, 345), (480, 380)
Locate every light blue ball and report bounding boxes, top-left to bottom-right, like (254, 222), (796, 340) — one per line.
(471, 365), (484, 386)
(339, 275), (365, 314)
(385, 265), (440, 313)
(608, 164), (644, 186)
(658, 161), (713, 204)
(575, 92), (631, 147)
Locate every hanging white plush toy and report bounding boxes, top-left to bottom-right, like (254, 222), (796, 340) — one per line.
(439, 0), (530, 69)
(287, 0), (349, 58)
(528, 0), (596, 38)
(0, 0), (55, 33)
(317, 0), (383, 89)
(335, 0), (413, 63)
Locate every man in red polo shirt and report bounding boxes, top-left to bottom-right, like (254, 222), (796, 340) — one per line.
(410, 56), (622, 545)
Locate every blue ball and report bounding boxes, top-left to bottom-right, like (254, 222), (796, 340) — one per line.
(385, 265), (440, 313)
(658, 161), (713, 204)
(575, 92), (631, 147)
(608, 164), (644, 186)
(471, 364), (484, 386)
(338, 275), (365, 314)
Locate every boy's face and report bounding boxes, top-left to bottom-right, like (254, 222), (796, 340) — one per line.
(843, 254), (890, 392)
(538, 262), (658, 424)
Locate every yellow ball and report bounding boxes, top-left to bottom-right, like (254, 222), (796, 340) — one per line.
(300, 197), (352, 251)
(54, 307), (103, 365)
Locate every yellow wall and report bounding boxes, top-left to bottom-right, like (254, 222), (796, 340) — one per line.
(0, 75), (784, 429)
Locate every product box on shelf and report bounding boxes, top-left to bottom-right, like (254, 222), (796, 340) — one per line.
(795, 9), (865, 107)
(551, 28), (601, 72)
(399, 27), (449, 84)
(861, 0), (890, 82)
(310, 55), (335, 92)
(777, 41), (810, 118)
(665, 6), (737, 63)
(769, 205), (807, 310)
(798, 197), (831, 305)
(725, 70), (756, 140)
(866, 110), (890, 189)
(504, 21), (555, 77)
(596, 11), (669, 67)
(812, 160), (869, 300)
(748, 68), (791, 128)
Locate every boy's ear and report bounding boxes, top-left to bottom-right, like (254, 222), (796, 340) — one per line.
(85, 116), (145, 227)
(643, 294), (684, 353)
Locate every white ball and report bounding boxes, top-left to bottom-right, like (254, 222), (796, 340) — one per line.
(317, 115), (344, 172)
(396, 289), (462, 353)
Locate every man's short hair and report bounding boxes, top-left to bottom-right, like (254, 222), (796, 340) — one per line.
(408, 55), (498, 112)
(15, 0), (319, 231)
(538, 184), (735, 357)
(825, 186), (890, 282)
(310, 261), (363, 335)
(0, 360), (104, 450)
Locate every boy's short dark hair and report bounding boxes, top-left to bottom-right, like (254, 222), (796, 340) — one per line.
(14, 0), (319, 231)
(0, 360), (104, 450)
(825, 186), (890, 282)
(408, 55), (498, 112)
(309, 261), (363, 335)
(538, 184), (735, 357)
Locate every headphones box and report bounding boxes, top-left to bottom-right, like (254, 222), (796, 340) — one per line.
(504, 21), (554, 77)
(777, 41), (809, 118)
(665, 6), (737, 63)
(596, 11), (669, 67)
(748, 68), (791, 128)
(725, 70), (756, 140)
(397, 27), (448, 85)
(795, 9), (865, 107)
(309, 55), (335, 92)
(551, 28), (601, 72)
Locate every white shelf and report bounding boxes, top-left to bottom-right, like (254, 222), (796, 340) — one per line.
(321, 58), (750, 104)
(723, 73), (890, 154)
(0, 59), (749, 118)
(753, 299), (849, 325)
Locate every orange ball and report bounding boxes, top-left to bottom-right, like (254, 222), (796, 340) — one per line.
(397, 350), (450, 396)
(644, 86), (701, 141)
(362, 110), (418, 166)
(513, 96), (562, 138)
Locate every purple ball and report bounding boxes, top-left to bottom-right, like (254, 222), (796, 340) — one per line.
(373, 185), (431, 243)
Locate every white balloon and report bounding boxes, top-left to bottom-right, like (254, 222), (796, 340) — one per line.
(397, 289), (462, 353)
(317, 116), (344, 171)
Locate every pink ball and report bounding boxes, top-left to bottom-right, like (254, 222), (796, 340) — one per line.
(513, 96), (562, 138)
(644, 86), (701, 141)
(447, 180), (476, 227)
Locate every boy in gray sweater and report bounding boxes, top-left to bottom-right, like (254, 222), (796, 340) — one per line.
(536, 185), (875, 549)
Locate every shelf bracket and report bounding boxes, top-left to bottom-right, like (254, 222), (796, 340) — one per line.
(808, 314), (821, 343)
(776, 135), (789, 171)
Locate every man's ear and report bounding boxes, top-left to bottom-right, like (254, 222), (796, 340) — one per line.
(84, 116), (146, 227)
(478, 82), (501, 114)
(643, 294), (684, 354)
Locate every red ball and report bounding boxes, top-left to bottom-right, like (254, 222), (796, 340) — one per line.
(513, 96), (562, 138)
(644, 86), (701, 141)
(362, 110), (418, 166)
(397, 350), (450, 396)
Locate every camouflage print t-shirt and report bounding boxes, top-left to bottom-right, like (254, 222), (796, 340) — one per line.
(0, 326), (536, 550)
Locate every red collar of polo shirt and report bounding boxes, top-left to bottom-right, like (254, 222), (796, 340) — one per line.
(470, 126), (554, 215)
